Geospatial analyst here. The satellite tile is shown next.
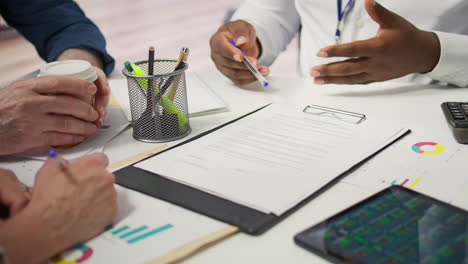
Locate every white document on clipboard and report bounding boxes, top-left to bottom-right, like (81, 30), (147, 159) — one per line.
(135, 103), (410, 215)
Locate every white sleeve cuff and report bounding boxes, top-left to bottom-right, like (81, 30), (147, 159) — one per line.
(429, 31), (468, 87)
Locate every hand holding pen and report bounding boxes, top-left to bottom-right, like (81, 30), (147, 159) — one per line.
(210, 20), (270, 85)
(228, 39), (269, 87)
(48, 149), (76, 183)
(18, 151), (117, 262)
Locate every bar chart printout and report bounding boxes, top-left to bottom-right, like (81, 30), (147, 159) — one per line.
(46, 186), (228, 264)
(342, 130), (468, 204)
(110, 224), (174, 244)
(52, 223), (174, 263)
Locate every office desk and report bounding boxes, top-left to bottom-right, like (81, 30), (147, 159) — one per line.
(106, 72), (468, 263)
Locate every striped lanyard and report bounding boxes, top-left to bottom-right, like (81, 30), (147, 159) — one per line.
(335, 0), (355, 44)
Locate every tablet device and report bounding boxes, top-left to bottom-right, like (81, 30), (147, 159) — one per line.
(294, 186), (467, 264)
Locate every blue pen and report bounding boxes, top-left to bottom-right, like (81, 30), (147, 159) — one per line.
(228, 39), (269, 87)
(49, 149), (75, 182)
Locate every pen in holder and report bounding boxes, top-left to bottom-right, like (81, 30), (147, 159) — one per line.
(123, 59), (191, 142)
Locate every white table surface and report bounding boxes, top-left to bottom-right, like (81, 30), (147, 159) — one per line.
(104, 72), (468, 264)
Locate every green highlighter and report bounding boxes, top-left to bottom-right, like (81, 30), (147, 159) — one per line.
(124, 61), (188, 130)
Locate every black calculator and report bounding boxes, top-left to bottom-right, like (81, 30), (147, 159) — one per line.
(441, 102), (468, 144)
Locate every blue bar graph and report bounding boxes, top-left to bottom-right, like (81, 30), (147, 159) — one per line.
(111, 225), (130, 235)
(127, 224), (173, 244)
(120, 226), (148, 239)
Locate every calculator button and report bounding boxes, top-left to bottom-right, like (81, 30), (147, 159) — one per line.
(448, 102), (458, 107)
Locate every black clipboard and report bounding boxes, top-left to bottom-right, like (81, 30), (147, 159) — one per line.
(114, 104), (410, 235)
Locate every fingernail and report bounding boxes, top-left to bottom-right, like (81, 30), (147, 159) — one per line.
(317, 51), (329, 58)
(88, 84), (97, 94)
(314, 78), (325, 84)
(310, 70), (321, 77)
(233, 54), (242, 62)
(236, 36), (248, 45)
(260, 69), (268, 76)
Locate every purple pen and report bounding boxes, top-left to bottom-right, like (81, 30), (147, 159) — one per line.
(228, 39), (269, 87)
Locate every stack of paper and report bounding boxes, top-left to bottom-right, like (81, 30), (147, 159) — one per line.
(185, 72), (228, 117)
(135, 103), (410, 215)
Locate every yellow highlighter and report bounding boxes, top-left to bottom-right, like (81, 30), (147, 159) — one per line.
(127, 62), (147, 88)
(124, 61), (188, 130)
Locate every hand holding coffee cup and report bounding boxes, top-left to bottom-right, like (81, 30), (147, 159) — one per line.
(0, 67), (100, 155)
(39, 60), (102, 148)
(39, 60), (98, 105)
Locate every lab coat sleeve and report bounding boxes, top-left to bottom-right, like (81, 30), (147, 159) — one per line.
(231, 0), (301, 66)
(429, 31), (468, 87)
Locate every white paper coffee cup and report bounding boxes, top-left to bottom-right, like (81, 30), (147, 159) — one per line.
(39, 60), (97, 105)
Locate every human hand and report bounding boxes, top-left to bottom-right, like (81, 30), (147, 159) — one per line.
(311, 0), (440, 85)
(210, 19), (270, 85)
(56, 48), (110, 127)
(93, 66), (110, 128)
(0, 169), (30, 218)
(0, 153), (117, 264)
(27, 153), (117, 251)
(0, 76), (100, 155)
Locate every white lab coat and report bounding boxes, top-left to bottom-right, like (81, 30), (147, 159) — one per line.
(232, 0), (468, 87)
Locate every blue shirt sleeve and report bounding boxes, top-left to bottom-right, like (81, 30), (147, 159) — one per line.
(0, 0), (115, 75)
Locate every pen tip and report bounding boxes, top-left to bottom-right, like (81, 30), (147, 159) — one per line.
(48, 148), (57, 158)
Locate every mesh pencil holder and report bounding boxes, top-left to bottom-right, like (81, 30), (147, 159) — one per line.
(123, 59), (191, 142)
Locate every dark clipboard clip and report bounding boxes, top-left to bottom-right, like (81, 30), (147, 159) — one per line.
(303, 104), (366, 124)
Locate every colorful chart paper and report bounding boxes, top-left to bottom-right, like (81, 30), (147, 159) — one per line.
(52, 245), (93, 264)
(412, 142), (445, 155)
